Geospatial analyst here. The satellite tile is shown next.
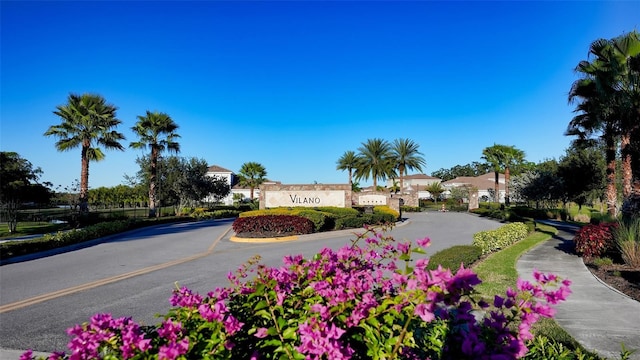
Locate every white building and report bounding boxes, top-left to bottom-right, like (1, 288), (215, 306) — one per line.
(385, 174), (442, 198)
(441, 172), (506, 203)
(205, 165), (279, 205)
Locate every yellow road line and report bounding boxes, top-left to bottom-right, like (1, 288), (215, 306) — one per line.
(0, 227), (231, 314)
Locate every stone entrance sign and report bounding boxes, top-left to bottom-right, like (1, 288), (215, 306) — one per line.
(265, 190), (346, 208)
(260, 184), (351, 209)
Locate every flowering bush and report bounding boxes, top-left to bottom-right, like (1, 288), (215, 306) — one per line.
(232, 215), (315, 236)
(23, 227), (571, 360)
(573, 222), (618, 258)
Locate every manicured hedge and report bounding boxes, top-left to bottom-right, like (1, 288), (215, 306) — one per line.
(238, 207), (396, 232)
(239, 208), (333, 232)
(232, 215), (314, 236)
(314, 207), (359, 218)
(472, 222), (529, 255)
(373, 205), (400, 220)
(334, 213), (395, 230)
(426, 245), (483, 274)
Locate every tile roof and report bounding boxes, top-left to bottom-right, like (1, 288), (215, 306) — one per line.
(207, 165), (233, 173)
(441, 172), (506, 191)
(403, 173), (441, 180)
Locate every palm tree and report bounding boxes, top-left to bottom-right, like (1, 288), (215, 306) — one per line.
(568, 31), (640, 216)
(44, 93), (125, 213)
(238, 162), (267, 200)
(336, 150), (360, 188)
(355, 138), (394, 190)
(391, 138), (426, 193)
(481, 144), (525, 205)
(426, 182), (445, 204)
(607, 31), (640, 197)
(130, 111), (181, 218)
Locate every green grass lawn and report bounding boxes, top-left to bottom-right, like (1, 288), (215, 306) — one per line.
(0, 221), (69, 239)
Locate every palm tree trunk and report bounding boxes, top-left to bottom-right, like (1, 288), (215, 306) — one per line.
(494, 171), (499, 203)
(79, 142), (90, 213)
(605, 136), (618, 217)
(149, 148), (158, 218)
(621, 133), (633, 198)
(505, 166), (510, 206)
(399, 167), (405, 194)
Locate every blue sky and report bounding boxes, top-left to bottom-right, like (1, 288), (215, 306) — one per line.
(1, 1), (639, 190)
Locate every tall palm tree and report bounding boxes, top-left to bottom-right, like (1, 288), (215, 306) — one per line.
(355, 138), (394, 190)
(336, 150), (360, 188)
(608, 31), (640, 197)
(130, 111), (181, 218)
(44, 93), (125, 213)
(391, 138), (426, 193)
(238, 162), (267, 200)
(568, 31), (640, 216)
(481, 144), (525, 205)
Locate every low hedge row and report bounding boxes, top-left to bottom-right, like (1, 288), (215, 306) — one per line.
(191, 209), (242, 220)
(472, 222), (529, 255)
(232, 215), (314, 236)
(373, 205), (400, 219)
(426, 245), (483, 274)
(334, 213), (396, 230)
(238, 207), (399, 234)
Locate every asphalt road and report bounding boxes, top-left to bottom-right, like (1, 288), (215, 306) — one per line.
(0, 212), (502, 355)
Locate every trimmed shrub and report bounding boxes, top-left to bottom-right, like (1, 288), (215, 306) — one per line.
(333, 214), (393, 229)
(314, 207), (359, 218)
(400, 205), (421, 212)
(203, 210), (241, 219)
(334, 216), (368, 230)
(232, 215), (314, 237)
(573, 222), (617, 258)
(293, 210), (331, 232)
(373, 205), (400, 220)
(367, 212), (396, 225)
(239, 209), (293, 217)
(472, 222), (529, 255)
(427, 245), (483, 273)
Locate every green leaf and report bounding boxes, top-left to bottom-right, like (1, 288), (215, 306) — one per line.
(282, 326), (297, 340)
(253, 300), (268, 311)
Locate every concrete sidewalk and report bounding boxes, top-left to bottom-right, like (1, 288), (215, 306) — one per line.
(517, 221), (640, 360)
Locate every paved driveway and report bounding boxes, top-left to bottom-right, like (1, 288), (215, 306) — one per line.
(0, 212), (502, 355)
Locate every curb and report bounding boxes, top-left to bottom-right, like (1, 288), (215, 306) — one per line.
(230, 235), (298, 243)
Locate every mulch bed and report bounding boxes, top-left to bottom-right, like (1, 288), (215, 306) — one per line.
(584, 259), (640, 302)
